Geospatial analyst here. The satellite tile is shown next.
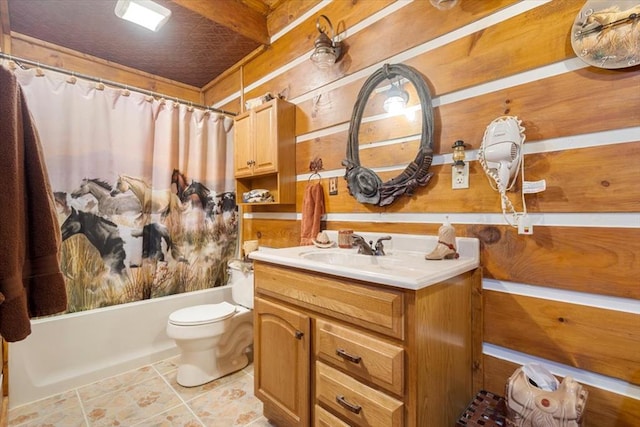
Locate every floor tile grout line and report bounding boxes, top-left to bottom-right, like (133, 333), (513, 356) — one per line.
(7, 387), (77, 418)
(8, 389), (87, 427)
(153, 363), (188, 405)
(9, 359), (259, 427)
(177, 371), (255, 425)
(129, 401), (201, 427)
(75, 388), (91, 427)
(81, 367), (183, 426)
(77, 364), (161, 405)
(153, 362), (207, 426)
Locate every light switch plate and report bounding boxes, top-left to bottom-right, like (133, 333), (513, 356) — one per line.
(329, 177), (338, 195)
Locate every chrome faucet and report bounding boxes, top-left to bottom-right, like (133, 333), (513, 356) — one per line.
(374, 236), (392, 256)
(351, 234), (392, 256)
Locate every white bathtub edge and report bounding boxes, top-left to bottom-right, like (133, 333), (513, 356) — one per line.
(9, 286), (232, 409)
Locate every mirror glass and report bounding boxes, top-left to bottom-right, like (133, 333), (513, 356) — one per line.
(343, 64), (435, 207)
(357, 78), (423, 172)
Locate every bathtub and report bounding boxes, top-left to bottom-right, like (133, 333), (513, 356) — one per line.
(9, 286), (232, 408)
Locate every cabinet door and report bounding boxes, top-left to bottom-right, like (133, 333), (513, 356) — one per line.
(233, 112), (253, 177)
(255, 297), (310, 427)
(252, 102), (278, 175)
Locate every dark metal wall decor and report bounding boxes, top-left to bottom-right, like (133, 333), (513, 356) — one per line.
(342, 63), (435, 207)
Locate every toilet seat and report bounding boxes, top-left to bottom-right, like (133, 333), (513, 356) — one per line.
(169, 302), (236, 326)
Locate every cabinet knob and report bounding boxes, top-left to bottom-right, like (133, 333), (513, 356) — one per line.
(336, 348), (361, 364)
(336, 395), (362, 414)
(295, 330), (304, 340)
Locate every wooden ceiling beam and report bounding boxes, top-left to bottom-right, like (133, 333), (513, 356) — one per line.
(170, 0), (270, 46)
(240, 0), (271, 16)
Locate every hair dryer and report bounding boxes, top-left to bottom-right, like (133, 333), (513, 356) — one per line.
(481, 117), (523, 193)
(479, 116), (526, 221)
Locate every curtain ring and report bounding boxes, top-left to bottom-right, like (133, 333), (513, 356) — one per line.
(35, 62), (45, 77)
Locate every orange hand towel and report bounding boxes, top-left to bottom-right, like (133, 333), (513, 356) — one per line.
(300, 183), (325, 245)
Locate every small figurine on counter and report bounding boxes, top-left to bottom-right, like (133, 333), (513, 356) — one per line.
(425, 217), (459, 260)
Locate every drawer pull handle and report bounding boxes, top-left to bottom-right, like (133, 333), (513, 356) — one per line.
(336, 348), (361, 364)
(336, 395), (362, 414)
(295, 330), (304, 340)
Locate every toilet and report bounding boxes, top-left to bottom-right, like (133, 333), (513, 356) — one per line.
(166, 261), (254, 387)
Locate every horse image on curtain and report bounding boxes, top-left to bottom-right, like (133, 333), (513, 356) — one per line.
(70, 178), (141, 215)
(13, 65), (237, 313)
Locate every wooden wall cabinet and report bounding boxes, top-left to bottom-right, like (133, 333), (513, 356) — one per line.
(253, 261), (481, 427)
(234, 98), (296, 205)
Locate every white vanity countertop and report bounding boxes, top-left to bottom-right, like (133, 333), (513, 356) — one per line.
(249, 230), (480, 290)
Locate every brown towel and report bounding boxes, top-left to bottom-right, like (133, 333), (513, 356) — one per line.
(300, 183), (325, 245)
(0, 66), (67, 342)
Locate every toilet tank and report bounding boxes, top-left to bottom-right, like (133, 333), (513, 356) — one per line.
(228, 260), (254, 309)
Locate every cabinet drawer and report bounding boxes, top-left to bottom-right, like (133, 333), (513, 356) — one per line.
(254, 262), (404, 339)
(316, 362), (404, 427)
(315, 405), (351, 427)
(315, 318), (404, 396)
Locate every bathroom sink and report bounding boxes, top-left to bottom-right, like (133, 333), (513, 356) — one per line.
(301, 250), (404, 267)
(249, 231), (480, 290)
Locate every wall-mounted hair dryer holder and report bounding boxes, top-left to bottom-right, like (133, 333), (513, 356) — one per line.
(479, 116), (531, 233)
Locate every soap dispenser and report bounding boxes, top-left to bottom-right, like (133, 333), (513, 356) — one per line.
(425, 217), (459, 260)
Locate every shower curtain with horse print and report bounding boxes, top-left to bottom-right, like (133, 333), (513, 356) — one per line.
(11, 65), (238, 314)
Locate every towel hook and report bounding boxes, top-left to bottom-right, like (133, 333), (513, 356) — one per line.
(308, 157), (323, 183)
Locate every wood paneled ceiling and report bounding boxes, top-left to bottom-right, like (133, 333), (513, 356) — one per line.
(4, 0), (300, 88)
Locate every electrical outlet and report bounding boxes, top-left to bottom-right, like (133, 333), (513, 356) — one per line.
(452, 163), (469, 189)
(517, 214), (533, 235)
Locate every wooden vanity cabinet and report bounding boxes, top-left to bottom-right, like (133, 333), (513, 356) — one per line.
(254, 297), (310, 426)
(253, 261), (481, 427)
(234, 98), (296, 205)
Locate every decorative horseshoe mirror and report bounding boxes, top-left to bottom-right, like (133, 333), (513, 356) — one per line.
(342, 63), (435, 207)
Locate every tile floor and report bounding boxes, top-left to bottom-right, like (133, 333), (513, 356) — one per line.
(8, 357), (274, 427)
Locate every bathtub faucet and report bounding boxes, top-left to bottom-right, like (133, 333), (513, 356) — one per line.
(351, 234), (391, 256)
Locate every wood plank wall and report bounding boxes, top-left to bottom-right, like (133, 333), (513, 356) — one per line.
(5, 33), (202, 103)
(1, 0), (637, 424)
(202, 1), (640, 425)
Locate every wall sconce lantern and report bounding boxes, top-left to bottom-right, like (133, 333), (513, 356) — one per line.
(452, 140), (469, 189)
(310, 15), (343, 69)
(383, 79), (409, 115)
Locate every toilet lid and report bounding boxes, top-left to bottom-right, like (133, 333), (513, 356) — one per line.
(169, 302), (237, 326)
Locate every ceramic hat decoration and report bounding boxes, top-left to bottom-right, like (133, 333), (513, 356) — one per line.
(312, 231), (335, 248)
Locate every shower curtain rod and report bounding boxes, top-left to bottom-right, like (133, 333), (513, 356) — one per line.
(0, 52), (237, 117)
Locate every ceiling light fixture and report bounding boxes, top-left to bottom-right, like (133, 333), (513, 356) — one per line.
(383, 79), (409, 115)
(310, 15), (343, 69)
(430, 0), (459, 10)
(115, 0), (172, 32)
